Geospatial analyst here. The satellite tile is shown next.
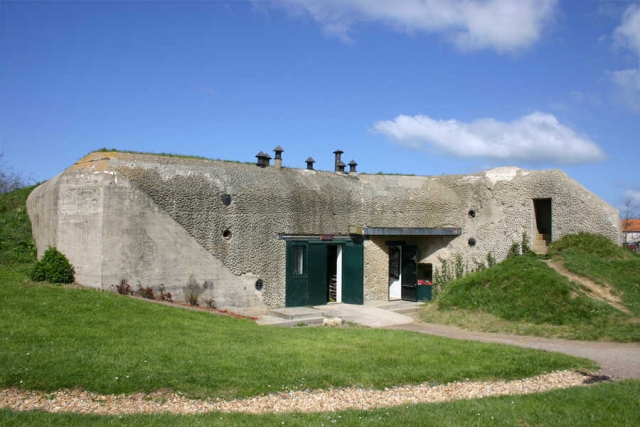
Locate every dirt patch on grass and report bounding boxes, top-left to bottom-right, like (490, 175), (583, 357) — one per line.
(545, 260), (633, 316)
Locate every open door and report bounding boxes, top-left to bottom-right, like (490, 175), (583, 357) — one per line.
(388, 246), (402, 300)
(342, 240), (363, 304)
(307, 243), (328, 305)
(401, 245), (418, 301)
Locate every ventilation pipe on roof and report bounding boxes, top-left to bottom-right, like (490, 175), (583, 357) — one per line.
(336, 160), (346, 173)
(273, 146), (284, 169)
(348, 160), (357, 174)
(255, 151), (271, 168)
(306, 157), (315, 170)
(333, 149), (343, 172)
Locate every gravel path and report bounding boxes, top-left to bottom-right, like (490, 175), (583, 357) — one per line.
(389, 323), (640, 380)
(1, 371), (593, 415)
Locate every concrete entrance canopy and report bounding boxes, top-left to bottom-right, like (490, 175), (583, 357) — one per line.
(363, 227), (462, 236)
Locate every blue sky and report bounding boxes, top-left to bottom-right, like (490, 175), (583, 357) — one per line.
(1, 0), (639, 211)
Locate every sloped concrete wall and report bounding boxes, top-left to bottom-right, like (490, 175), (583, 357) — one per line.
(27, 161), (265, 309)
(27, 152), (621, 308)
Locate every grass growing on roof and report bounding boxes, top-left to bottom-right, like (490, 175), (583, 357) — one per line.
(91, 148), (251, 164)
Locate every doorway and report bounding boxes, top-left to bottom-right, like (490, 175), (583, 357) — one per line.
(388, 244), (418, 301)
(533, 198), (552, 237)
(286, 240), (363, 307)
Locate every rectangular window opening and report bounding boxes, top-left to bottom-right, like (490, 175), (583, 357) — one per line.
(293, 245), (306, 276)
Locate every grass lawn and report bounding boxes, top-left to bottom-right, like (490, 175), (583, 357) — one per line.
(0, 269), (596, 400)
(1, 185), (634, 426)
(2, 380), (639, 426)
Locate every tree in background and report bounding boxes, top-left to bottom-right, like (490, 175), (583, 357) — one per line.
(0, 152), (30, 195)
(622, 190), (640, 244)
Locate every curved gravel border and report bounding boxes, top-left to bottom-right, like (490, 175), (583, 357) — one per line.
(1, 371), (595, 415)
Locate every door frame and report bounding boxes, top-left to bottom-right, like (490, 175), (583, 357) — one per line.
(285, 238), (362, 307)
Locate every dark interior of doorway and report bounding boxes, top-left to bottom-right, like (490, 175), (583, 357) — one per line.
(418, 264), (433, 282)
(533, 198), (552, 236)
(327, 245), (338, 302)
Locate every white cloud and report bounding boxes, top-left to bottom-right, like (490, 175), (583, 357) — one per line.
(373, 112), (605, 164)
(610, 68), (640, 111)
(265, 0), (557, 53)
(614, 4), (640, 56)
(611, 4), (640, 112)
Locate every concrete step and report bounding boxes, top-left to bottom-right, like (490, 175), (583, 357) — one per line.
(389, 306), (423, 315)
(532, 242), (549, 254)
(268, 307), (322, 320)
(256, 315), (326, 327)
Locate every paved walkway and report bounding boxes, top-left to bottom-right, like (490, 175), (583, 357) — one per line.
(389, 322), (640, 380)
(253, 301), (640, 380)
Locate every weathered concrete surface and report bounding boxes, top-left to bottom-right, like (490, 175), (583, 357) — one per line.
(27, 161), (265, 309)
(27, 151), (621, 308)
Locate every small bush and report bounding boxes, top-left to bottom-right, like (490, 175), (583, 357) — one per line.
(522, 232), (533, 256)
(116, 279), (133, 295)
(160, 291), (173, 303)
(138, 286), (155, 300)
(486, 252), (496, 268)
(187, 292), (199, 306)
(507, 241), (521, 258)
(30, 246), (74, 284)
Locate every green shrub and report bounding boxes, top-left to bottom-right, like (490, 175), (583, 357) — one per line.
(30, 246), (75, 284)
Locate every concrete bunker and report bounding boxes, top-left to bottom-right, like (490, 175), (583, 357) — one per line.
(26, 151), (622, 309)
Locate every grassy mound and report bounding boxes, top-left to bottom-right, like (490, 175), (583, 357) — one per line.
(436, 255), (620, 326)
(0, 185), (37, 267)
(548, 232), (632, 260)
(427, 233), (640, 341)
(549, 232), (640, 318)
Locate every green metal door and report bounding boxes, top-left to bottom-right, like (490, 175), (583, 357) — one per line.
(342, 240), (364, 304)
(308, 243), (328, 305)
(401, 245), (418, 301)
(285, 241), (308, 307)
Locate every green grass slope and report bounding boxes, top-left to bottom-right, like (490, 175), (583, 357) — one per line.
(0, 185), (37, 268)
(548, 232), (640, 317)
(425, 234), (640, 342)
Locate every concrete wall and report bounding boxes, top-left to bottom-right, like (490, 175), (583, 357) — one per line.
(27, 152), (621, 308)
(27, 158), (265, 309)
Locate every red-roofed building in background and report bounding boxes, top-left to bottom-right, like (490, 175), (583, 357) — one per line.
(622, 219), (640, 245)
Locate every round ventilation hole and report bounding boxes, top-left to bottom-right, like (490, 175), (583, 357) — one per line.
(255, 279), (264, 291)
(468, 210), (476, 218)
(222, 229), (232, 240)
(221, 194), (232, 206)
(468, 238), (476, 247)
